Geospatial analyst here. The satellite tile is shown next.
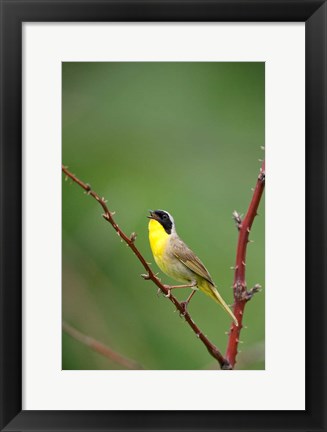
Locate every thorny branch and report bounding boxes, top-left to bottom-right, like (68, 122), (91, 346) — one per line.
(62, 165), (230, 369)
(62, 162), (265, 370)
(224, 161), (265, 368)
(62, 321), (144, 370)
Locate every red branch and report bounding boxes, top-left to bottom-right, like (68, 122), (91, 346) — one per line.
(225, 161), (265, 368)
(62, 165), (230, 369)
(62, 321), (144, 370)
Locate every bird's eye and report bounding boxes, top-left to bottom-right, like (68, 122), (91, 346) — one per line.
(162, 214), (167, 220)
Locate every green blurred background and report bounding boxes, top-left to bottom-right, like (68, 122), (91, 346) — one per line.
(62, 62), (265, 370)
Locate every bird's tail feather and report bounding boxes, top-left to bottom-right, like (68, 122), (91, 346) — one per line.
(200, 281), (238, 326)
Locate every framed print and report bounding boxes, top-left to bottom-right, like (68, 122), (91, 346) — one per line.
(0, 1), (326, 431)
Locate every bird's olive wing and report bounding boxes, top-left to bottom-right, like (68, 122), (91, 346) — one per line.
(173, 240), (215, 286)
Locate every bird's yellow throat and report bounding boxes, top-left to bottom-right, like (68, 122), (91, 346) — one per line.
(148, 219), (170, 261)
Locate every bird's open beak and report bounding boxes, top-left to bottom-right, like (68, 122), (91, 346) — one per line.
(147, 210), (157, 220)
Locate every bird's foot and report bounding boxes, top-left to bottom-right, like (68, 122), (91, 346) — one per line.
(179, 289), (197, 316)
(179, 301), (189, 317)
(164, 288), (171, 298)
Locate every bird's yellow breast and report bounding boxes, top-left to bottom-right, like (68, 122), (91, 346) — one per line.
(148, 219), (170, 271)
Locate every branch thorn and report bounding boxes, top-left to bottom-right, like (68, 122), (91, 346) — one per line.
(245, 283), (262, 301)
(130, 232), (137, 243)
(232, 210), (243, 230)
(85, 183), (92, 195)
(258, 171), (265, 182)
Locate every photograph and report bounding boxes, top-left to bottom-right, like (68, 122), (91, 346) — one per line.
(62, 61), (265, 370)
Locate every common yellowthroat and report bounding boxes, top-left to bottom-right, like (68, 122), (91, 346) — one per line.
(148, 210), (238, 326)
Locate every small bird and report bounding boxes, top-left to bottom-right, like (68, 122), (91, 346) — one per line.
(148, 209), (238, 326)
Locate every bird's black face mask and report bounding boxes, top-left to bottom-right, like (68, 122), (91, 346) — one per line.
(148, 210), (173, 234)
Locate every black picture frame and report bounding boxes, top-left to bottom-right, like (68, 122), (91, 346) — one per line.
(0, 1), (326, 431)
